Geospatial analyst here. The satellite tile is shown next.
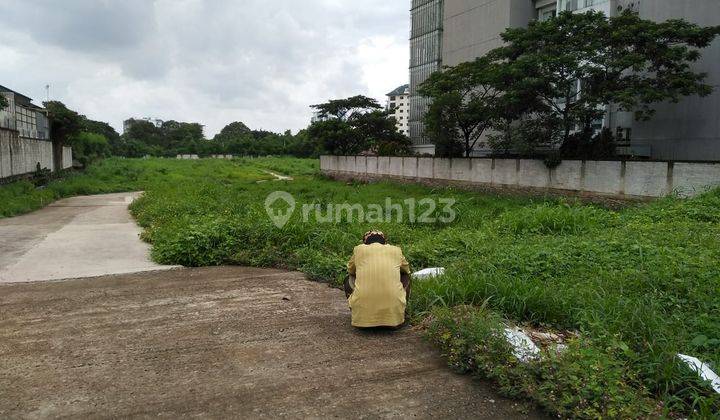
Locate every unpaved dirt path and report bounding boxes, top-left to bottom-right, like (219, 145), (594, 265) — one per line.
(0, 267), (547, 419)
(0, 193), (178, 283)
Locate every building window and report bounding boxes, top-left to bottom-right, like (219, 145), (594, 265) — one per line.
(559, 0), (609, 12)
(539, 7), (556, 21)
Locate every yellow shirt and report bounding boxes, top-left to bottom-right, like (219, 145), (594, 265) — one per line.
(347, 243), (411, 328)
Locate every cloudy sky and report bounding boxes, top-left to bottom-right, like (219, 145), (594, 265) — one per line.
(0, 0), (410, 137)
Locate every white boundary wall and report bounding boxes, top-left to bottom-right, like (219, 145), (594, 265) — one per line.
(1, 128), (73, 180)
(320, 156), (720, 198)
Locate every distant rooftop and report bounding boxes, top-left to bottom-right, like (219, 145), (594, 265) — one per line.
(386, 84), (409, 97)
(0, 84), (33, 104)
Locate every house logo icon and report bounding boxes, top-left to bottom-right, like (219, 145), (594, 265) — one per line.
(264, 191), (296, 228)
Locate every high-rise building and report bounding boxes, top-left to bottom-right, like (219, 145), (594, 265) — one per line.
(409, 0), (720, 161)
(409, 0), (444, 155)
(386, 84), (410, 136)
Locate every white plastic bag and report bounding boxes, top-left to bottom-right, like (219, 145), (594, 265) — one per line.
(677, 354), (720, 394)
(412, 267), (445, 280)
(503, 328), (541, 362)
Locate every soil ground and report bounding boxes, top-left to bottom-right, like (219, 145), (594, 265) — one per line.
(0, 267), (547, 419)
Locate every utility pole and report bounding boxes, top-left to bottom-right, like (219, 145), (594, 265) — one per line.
(45, 84), (50, 102)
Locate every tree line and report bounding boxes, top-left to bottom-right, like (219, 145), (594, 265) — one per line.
(419, 10), (720, 160)
(38, 105), (323, 165)
(39, 93), (413, 164)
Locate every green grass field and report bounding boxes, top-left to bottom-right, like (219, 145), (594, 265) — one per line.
(1, 157), (718, 418)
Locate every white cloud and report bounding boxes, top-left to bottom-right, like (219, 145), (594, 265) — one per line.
(0, 0), (409, 137)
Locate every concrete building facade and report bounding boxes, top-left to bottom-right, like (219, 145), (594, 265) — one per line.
(409, 0), (720, 161)
(386, 84), (410, 136)
(1, 85), (50, 141)
(0, 85), (72, 180)
(409, 0), (444, 154)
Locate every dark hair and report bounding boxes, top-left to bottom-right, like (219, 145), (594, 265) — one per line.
(364, 234), (387, 245)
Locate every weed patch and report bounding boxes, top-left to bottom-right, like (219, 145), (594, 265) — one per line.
(426, 306), (663, 418)
(3, 157), (718, 417)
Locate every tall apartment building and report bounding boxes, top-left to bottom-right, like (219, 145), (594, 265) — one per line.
(386, 84), (410, 136)
(409, 0), (444, 154)
(409, 0), (720, 161)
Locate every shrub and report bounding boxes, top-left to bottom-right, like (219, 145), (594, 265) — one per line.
(496, 202), (614, 235)
(427, 306), (661, 419)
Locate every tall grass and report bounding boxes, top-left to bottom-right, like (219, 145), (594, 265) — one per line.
(2, 156), (718, 417)
(131, 158), (720, 417)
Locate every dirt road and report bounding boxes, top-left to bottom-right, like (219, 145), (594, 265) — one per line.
(0, 193), (177, 283)
(0, 267), (546, 419)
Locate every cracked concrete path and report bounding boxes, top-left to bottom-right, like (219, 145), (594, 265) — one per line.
(0, 192), (178, 283)
(0, 267), (547, 419)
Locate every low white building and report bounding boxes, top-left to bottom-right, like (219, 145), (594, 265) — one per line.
(0, 85), (50, 140)
(386, 84), (410, 137)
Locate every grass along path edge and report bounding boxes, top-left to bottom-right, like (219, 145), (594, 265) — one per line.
(3, 157), (719, 417)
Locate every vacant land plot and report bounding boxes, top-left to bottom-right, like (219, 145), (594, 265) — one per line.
(1, 157), (718, 417)
(0, 267), (539, 419)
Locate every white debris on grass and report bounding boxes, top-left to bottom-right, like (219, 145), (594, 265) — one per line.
(503, 328), (541, 362)
(412, 267), (445, 280)
(677, 354), (720, 394)
(263, 170), (294, 181)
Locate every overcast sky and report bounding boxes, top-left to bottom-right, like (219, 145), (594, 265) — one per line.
(0, 0), (410, 137)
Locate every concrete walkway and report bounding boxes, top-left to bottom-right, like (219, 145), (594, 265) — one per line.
(0, 192), (178, 283)
(0, 267), (547, 418)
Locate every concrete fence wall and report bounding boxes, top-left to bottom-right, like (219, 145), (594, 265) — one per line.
(62, 147), (73, 170)
(320, 155), (720, 198)
(1, 128), (73, 180)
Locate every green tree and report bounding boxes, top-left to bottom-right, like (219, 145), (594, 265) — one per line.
(493, 10), (720, 152)
(161, 120), (204, 152)
(309, 95), (409, 155)
(0, 95), (8, 111)
(419, 57), (504, 157)
(213, 121), (251, 143)
(351, 111), (413, 156)
(43, 101), (84, 170)
(82, 119), (121, 155)
(119, 139), (155, 158)
(308, 119), (358, 155)
(285, 129), (319, 158)
(311, 95), (382, 121)
(210, 122), (315, 157)
(68, 132), (111, 166)
(120, 119), (206, 157)
(123, 120), (163, 149)
(43, 101), (83, 144)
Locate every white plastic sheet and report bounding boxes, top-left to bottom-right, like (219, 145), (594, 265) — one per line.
(412, 267), (445, 280)
(677, 354), (720, 394)
(503, 328), (541, 362)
